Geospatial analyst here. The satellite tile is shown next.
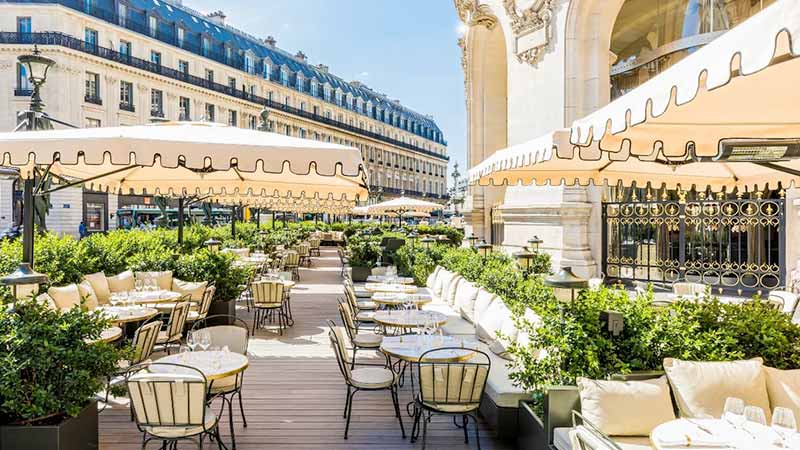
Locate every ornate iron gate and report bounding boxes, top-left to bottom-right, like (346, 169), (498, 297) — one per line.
(602, 188), (785, 295)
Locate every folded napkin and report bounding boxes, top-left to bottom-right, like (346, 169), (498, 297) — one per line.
(656, 434), (728, 448)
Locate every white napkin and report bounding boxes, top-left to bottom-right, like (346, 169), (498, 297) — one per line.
(656, 434), (728, 448)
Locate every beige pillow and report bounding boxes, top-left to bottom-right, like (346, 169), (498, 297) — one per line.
(489, 312), (521, 360)
(578, 376), (676, 436)
(455, 281), (480, 323)
(664, 357), (771, 420)
(107, 270), (135, 293)
(78, 281), (99, 310)
(433, 270), (452, 297)
(36, 293), (57, 310)
(48, 284), (82, 311)
(473, 290), (497, 324)
(476, 300), (510, 343)
(443, 276), (463, 305)
(83, 272), (111, 304)
(135, 271), (174, 290)
(764, 366), (800, 423)
(172, 278), (208, 301)
(426, 267), (441, 289)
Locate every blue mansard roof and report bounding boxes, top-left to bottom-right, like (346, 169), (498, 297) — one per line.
(50, 0), (444, 142)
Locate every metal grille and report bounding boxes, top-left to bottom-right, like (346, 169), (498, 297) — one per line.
(602, 188), (785, 295)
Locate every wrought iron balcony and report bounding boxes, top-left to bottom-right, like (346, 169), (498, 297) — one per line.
(119, 102), (135, 112)
(84, 94), (102, 105)
(150, 108), (164, 118)
(14, 88), (33, 97)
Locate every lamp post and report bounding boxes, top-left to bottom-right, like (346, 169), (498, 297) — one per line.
(420, 237), (435, 251)
(0, 262), (48, 302)
(466, 233), (479, 248)
(258, 229), (269, 253)
(544, 266), (589, 303)
(513, 246), (536, 276)
(204, 238), (222, 253)
(17, 45), (55, 116)
(475, 240), (492, 258)
(528, 236), (543, 253)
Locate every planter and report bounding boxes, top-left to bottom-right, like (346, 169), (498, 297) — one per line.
(1, 400), (98, 450)
(350, 265), (372, 282)
(207, 299), (236, 325)
(517, 400), (548, 450)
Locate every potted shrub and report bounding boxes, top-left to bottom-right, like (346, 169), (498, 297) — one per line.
(0, 298), (125, 450)
(176, 250), (251, 325)
(347, 236), (382, 281)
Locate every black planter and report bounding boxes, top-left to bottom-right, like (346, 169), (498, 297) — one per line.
(1, 400), (98, 450)
(350, 266), (372, 282)
(517, 400), (548, 450)
(207, 299), (236, 325)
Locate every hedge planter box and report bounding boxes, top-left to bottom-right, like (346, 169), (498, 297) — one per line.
(350, 266), (372, 282)
(207, 299), (236, 325)
(517, 401), (548, 450)
(1, 400), (98, 450)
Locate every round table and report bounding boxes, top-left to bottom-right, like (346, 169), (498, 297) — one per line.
(118, 290), (183, 305)
(367, 275), (415, 285)
(373, 310), (448, 329)
(650, 418), (797, 449)
(371, 293), (432, 308)
(364, 283), (418, 294)
(86, 326), (123, 344)
(380, 335), (476, 362)
(156, 350), (249, 381)
(97, 306), (159, 324)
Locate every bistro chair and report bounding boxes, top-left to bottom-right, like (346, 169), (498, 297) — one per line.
(297, 242), (312, 267)
(309, 236), (321, 257)
(326, 320), (405, 440)
(251, 280), (287, 335)
(412, 347), (491, 449)
(570, 411), (624, 450)
(155, 301), (191, 354)
(337, 299), (383, 367)
(103, 319), (162, 412)
(283, 250), (301, 280)
(342, 286), (376, 326)
(191, 315), (251, 444)
(186, 285), (216, 325)
(126, 363), (224, 450)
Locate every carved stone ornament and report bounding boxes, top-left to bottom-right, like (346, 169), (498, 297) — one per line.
(453, 0), (497, 29)
(503, 0), (555, 66)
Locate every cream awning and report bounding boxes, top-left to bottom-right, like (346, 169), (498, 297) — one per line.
(368, 196), (442, 215)
(470, 1), (800, 191)
(0, 121), (368, 200)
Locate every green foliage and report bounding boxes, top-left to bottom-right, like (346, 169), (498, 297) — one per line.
(347, 234), (383, 267)
(175, 250), (252, 302)
(0, 298), (127, 425)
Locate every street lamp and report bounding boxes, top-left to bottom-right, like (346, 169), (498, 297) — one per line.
(203, 238), (222, 252)
(258, 229), (270, 253)
(0, 262), (48, 301)
(513, 246), (536, 275)
(545, 266), (589, 303)
(528, 236), (543, 253)
(466, 233), (479, 248)
(475, 240), (492, 258)
(436, 234), (450, 245)
(18, 45), (55, 113)
(407, 231), (419, 246)
(420, 237), (435, 250)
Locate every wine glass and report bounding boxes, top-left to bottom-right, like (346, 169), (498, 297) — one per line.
(198, 331), (211, 351)
(772, 407), (797, 448)
(187, 331), (198, 352)
(724, 397), (746, 429)
(110, 293), (120, 308)
(135, 278), (144, 293)
(745, 405), (767, 426)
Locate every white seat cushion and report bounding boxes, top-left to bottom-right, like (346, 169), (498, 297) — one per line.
(426, 267), (442, 290)
(577, 376), (675, 436)
(552, 427), (572, 450)
(433, 270), (453, 299)
(442, 276), (463, 306)
(107, 270), (135, 293)
(353, 333), (382, 347)
(769, 290), (799, 314)
(473, 289), (497, 324)
(477, 341), (529, 408)
(78, 280), (99, 310)
(350, 367), (395, 389)
(356, 300), (378, 310)
(488, 312), (520, 360)
(48, 284), (83, 311)
(143, 407), (218, 439)
(355, 311), (375, 322)
(454, 281), (480, 322)
(664, 357), (771, 421)
(172, 279), (207, 301)
(135, 271), (174, 291)
(764, 366), (800, 423)
(83, 272), (111, 304)
(476, 300), (510, 343)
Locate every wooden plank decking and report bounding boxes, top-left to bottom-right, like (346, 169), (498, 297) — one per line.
(99, 248), (514, 449)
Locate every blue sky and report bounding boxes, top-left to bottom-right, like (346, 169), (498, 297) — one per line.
(185, 0), (467, 185)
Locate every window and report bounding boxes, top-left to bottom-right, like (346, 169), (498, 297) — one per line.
(335, 90), (342, 106)
(85, 202), (105, 232)
(119, 40), (131, 58)
(225, 46), (232, 63)
(323, 85), (331, 102)
(119, 81), (134, 111)
(313, 105), (319, 115)
(16, 16), (31, 34)
(263, 62), (271, 80)
(299, 102), (305, 112)
(244, 54), (254, 74)
(150, 50), (161, 66)
(202, 37), (210, 57)
(299, 128), (306, 139)
(310, 81), (318, 97)
(83, 0), (95, 14)
(205, 69), (214, 83)
(148, 16), (157, 37)
(296, 76), (303, 92)
(284, 96), (290, 106)
(150, 89), (163, 117)
(284, 124), (291, 136)
(179, 96), (191, 120)
(177, 27), (184, 47)
(228, 77), (237, 91)
(247, 115), (257, 129)
(178, 60), (189, 75)
(117, 4), (126, 27)
(280, 68), (289, 86)
(205, 103), (215, 122)
(15, 63), (32, 95)
(85, 118), (101, 128)
(248, 85), (256, 95)
(228, 110), (237, 126)
(84, 72), (100, 104)
(84, 28), (98, 51)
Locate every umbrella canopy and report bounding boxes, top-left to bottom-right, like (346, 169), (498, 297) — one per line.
(351, 206), (371, 216)
(214, 194), (356, 214)
(470, 1), (800, 191)
(368, 196), (442, 215)
(0, 121), (368, 200)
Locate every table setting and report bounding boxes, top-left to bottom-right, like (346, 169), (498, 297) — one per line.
(650, 397), (800, 449)
(96, 305), (159, 324)
(366, 275), (415, 285)
(364, 283), (418, 294)
(370, 292), (432, 308)
(373, 309), (447, 330)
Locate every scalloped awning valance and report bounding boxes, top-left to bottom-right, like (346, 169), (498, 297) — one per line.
(0, 121), (369, 201)
(470, 1), (800, 191)
(368, 196), (442, 215)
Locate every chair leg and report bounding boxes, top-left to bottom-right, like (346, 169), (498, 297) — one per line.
(463, 415), (469, 444)
(411, 404), (420, 443)
(473, 413), (481, 450)
(237, 390), (248, 427)
(344, 389), (356, 439)
(227, 395), (237, 450)
(422, 411), (428, 450)
(391, 386), (406, 439)
(343, 386), (350, 418)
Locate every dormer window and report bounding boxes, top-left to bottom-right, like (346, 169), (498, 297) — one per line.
(202, 37), (210, 57)
(148, 16), (157, 37)
(323, 85), (332, 102)
(225, 46), (232, 64)
(335, 90), (342, 106)
(310, 80), (318, 97)
(280, 68), (289, 86)
(296, 75), (304, 92)
(177, 27), (184, 47)
(263, 61), (271, 80)
(244, 53), (254, 74)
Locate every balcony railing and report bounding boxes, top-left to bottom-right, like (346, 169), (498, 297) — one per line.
(14, 88), (33, 97)
(0, 31), (448, 161)
(3, 0), (448, 147)
(84, 94), (102, 105)
(119, 102), (135, 112)
(378, 186), (449, 201)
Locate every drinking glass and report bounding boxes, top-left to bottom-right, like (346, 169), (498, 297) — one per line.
(110, 293), (120, 308)
(744, 406), (767, 426)
(724, 397), (746, 428)
(135, 278), (144, 292)
(187, 331), (198, 351)
(198, 331), (211, 351)
(772, 407), (797, 448)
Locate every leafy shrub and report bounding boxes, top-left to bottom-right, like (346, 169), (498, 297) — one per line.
(346, 234), (383, 267)
(174, 250), (251, 302)
(0, 298), (126, 425)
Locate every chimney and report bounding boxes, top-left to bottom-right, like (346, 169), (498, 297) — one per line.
(205, 10), (226, 25)
(316, 64), (329, 73)
(264, 36), (276, 47)
(295, 51), (307, 63)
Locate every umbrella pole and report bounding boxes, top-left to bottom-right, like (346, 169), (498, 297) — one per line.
(231, 205), (237, 238)
(22, 178), (34, 266)
(177, 197), (184, 245)
(256, 208), (260, 228)
(283, 212), (287, 228)
(272, 210), (275, 230)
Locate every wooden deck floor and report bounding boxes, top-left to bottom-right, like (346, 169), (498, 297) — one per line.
(99, 247), (514, 450)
